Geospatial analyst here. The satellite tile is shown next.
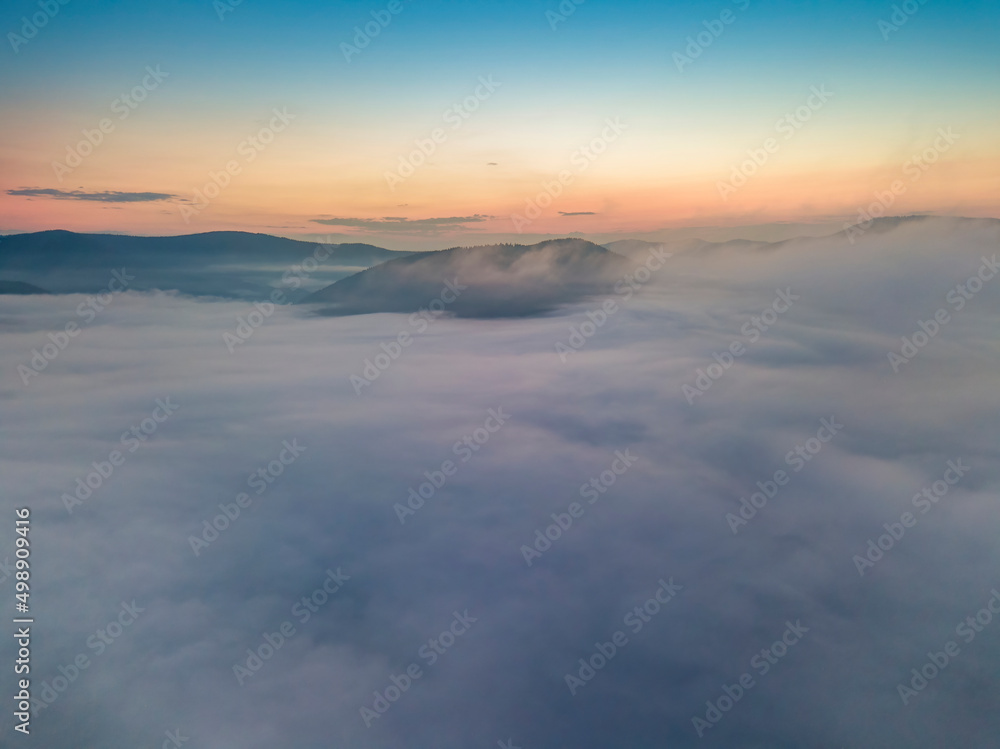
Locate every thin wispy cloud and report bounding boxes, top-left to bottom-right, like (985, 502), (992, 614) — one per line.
(312, 215), (494, 234)
(8, 188), (177, 203)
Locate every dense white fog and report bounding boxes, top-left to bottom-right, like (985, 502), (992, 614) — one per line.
(1, 217), (998, 748)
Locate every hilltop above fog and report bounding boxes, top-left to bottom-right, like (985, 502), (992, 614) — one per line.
(303, 238), (635, 317)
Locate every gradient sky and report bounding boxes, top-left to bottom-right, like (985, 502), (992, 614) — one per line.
(1, 0), (998, 248)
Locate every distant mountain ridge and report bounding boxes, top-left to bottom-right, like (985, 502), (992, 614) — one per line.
(0, 280), (49, 295)
(0, 230), (407, 299)
(3, 217), (994, 304)
(602, 215), (1000, 257)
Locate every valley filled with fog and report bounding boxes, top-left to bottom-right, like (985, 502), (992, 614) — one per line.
(1, 217), (998, 748)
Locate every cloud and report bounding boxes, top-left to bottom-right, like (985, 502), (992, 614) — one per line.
(2, 218), (999, 748)
(558, 211), (597, 216)
(7, 188), (177, 203)
(312, 215), (494, 234)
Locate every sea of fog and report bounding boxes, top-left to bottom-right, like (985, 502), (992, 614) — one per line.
(1, 218), (998, 748)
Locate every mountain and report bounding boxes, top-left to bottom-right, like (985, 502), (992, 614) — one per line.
(603, 216), (1000, 259)
(0, 230), (408, 300)
(303, 238), (634, 317)
(833, 214), (1000, 241)
(0, 280), (49, 295)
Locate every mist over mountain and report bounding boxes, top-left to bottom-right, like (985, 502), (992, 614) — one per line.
(603, 239), (683, 257)
(603, 236), (776, 260)
(2, 218), (989, 311)
(303, 238), (636, 317)
(0, 230), (407, 300)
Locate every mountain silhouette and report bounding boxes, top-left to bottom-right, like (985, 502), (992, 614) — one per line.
(0, 230), (407, 299)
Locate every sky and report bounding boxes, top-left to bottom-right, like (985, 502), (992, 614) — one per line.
(1, 0), (998, 247)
